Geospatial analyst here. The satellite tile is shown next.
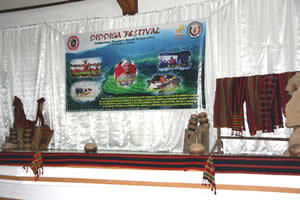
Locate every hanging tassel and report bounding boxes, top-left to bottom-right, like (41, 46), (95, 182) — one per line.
(30, 152), (43, 181)
(232, 112), (244, 136)
(23, 164), (29, 173)
(202, 155), (217, 195)
(23, 151), (44, 181)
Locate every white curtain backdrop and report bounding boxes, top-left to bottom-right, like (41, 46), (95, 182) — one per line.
(0, 0), (300, 154)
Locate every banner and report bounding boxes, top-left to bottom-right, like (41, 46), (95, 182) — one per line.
(65, 21), (206, 111)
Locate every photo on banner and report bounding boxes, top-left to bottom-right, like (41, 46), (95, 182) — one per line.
(65, 21), (206, 111)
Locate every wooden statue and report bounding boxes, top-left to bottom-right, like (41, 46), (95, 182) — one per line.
(284, 72), (300, 157)
(196, 112), (210, 154)
(32, 98), (45, 150)
(12, 96), (27, 149)
(183, 114), (198, 153)
(184, 113), (210, 155)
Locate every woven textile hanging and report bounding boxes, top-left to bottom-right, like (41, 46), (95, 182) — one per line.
(23, 151), (43, 181)
(213, 72), (295, 135)
(202, 155), (216, 194)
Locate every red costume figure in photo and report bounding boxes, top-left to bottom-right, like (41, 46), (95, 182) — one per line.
(115, 60), (136, 80)
(170, 57), (175, 65)
(83, 60), (89, 71)
(114, 60), (137, 87)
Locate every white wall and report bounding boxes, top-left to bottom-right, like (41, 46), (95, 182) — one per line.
(138, 0), (207, 13)
(0, 0), (68, 10)
(0, 0), (122, 29)
(0, 0), (208, 29)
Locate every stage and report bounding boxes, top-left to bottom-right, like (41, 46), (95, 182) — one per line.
(0, 151), (299, 200)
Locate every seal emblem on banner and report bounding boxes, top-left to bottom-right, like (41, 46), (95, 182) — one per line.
(67, 35), (80, 50)
(187, 22), (202, 38)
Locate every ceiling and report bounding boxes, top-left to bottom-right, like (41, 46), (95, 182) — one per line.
(0, 0), (137, 15)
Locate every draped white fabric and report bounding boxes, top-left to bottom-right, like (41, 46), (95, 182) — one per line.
(0, 0), (300, 154)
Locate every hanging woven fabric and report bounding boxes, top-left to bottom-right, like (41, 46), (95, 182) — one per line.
(259, 74), (278, 132)
(213, 78), (233, 129)
(202, 155), (216, 194)
(278, 72), (295, 116)
(23, 151), (44, 181)
(245, 75), (262, 135)
(231, 77), (247, 135)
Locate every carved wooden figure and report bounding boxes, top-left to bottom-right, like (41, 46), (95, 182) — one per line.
(196, 112), (210, 154)
(183, 114), (198, 153)
(285, 72), (300, 157)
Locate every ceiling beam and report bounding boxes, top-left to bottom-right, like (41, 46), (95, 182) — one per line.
(117, 0), (138, 15)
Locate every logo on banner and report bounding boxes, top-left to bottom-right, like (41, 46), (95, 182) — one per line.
(187, 22), (202, 38)
(176, 24), (185, 36)
(67, 36), (80, 50)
